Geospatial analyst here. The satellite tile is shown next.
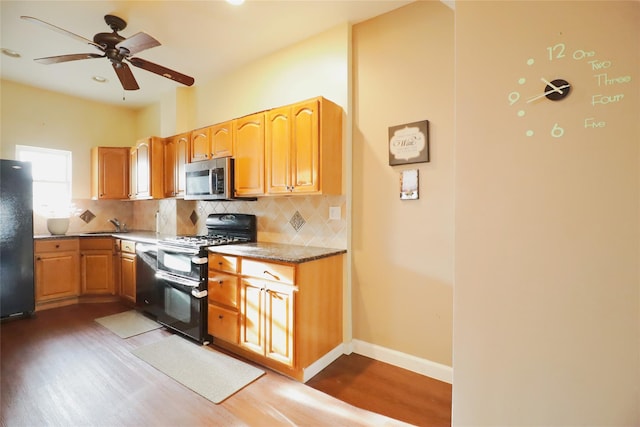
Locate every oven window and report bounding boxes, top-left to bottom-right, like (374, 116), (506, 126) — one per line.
(162, 252), (192, 273)
(165, 286), (191, 324)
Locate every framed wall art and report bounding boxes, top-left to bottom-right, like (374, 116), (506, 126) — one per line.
(388, 120), (430, 166)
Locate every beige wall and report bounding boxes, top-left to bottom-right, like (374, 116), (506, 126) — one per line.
(192, 23), (349, 128)
(0, 80), (138, 200)
(352, 1), (454, 367)
(453, 1), (639, 424)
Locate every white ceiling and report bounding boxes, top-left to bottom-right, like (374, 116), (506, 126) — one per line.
(0, 0), (412, 109)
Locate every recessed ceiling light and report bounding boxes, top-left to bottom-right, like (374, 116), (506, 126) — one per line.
(1, 48), (21, 58)
(226, 0), (244, 5)
(92, 76), (108, 83)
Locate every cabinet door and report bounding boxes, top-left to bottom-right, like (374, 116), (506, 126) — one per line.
(81, 250), (114, 295)
(91, 147), (129, 200)
(234, 113), (265, 196)
(208, 304), (238, 344)
(190, 128), (211, 162)
(265, 285), (295, 366)
(176, 134), (190, 196)
(208, 272), (239, 308)
(265, 107), (291, 194)
(34, 251), (80, 301)
(239, 278), (264, 354)
(120, 253), (136, 303)
(210, 122), (233, 158)
(291, 99), (320, 193)
(132, 139), (151, 198)
(163, 137), (177, 198)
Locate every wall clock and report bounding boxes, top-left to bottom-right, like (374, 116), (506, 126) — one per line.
(507, 41), (632, 138)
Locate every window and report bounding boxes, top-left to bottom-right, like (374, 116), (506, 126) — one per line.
(15, 145), (72, 217)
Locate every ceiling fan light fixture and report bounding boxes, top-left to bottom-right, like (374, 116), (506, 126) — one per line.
(1, 48), (21, 58)
(92, 75), (108, 83)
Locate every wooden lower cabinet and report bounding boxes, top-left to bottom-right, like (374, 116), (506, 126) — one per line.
(80, 238), (114, 295)
(120, 251), (136, 303)
(208, 252), (343, 382)
(240, 277), (295, 366)
(34, 239), (80, 304)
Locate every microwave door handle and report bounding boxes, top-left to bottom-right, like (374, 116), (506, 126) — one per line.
(210, 171), (216, 195)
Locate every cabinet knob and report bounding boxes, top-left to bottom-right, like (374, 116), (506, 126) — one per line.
(36, 257), (41, 261)
(218, 280), (223, 285)
(218, 315), (224, 319)
(55, 244), (60, 248)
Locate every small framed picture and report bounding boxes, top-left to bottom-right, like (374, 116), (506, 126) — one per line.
(400, 169), (419, 200)
(388, 120), (430, 166)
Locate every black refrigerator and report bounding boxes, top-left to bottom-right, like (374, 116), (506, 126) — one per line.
(0, 159), (35, 318)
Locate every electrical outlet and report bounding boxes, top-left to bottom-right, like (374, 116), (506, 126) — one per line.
(329, 206), (341, 220)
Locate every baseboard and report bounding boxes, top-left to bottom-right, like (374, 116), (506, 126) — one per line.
(302, 343), (347, 383)
(348, 339), (453, 384)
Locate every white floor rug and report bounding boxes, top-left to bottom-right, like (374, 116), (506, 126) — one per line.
(95, 310), (162, 338)
(131, 335), (265, 404)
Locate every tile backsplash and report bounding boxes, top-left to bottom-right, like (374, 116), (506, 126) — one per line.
(37, 196), (346, 249)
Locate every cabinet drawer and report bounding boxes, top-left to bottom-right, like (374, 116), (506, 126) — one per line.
(80, 237), (113, 250)
(209, 253), (238, 274)
(241, 259), (294, 285)
(121, 240), (136, 254)
(208, 304), (238, 344)
(208, 272), (239, 308)
(35, 238), (79, 253)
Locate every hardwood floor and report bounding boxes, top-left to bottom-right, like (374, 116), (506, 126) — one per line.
(0, 302), (451, 426)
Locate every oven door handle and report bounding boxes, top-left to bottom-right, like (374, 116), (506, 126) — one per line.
(155, 271), (200, 288)
(158, 245), (200, 255)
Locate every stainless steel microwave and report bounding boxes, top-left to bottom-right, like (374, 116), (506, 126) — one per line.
(184, 157), (235, 200)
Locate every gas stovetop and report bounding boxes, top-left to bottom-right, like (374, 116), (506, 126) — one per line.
(159, 213), (257, 250)
(161, 234), (251, 249)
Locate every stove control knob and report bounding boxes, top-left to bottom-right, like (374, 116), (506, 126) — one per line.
(191, 256), (208, 265)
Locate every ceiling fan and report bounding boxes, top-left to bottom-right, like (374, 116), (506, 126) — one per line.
(21, 14), (195, 91)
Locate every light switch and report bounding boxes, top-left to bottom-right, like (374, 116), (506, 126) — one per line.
(329, 206), (341, 220)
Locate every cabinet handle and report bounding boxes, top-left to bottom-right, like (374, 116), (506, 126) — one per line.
(263, 270), (280, 281)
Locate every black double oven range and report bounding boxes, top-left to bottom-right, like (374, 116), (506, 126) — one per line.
(136, 213), (256, 344)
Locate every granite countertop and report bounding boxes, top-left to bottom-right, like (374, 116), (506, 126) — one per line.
(34, 230), (163, 244)
(34, 233), (346, 263)
(208, 242), (346, 264)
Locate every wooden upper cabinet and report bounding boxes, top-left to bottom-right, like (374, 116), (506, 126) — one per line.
(234, 113), (265, 197)
(130, 137), (164, 200)
(265, 107), (292, 194)
(210, 121), (234, 158)
(191, 122), (233, 162)
(91, 147), (129, 200)
(190, 127), (211, 162)
(164, 133), (190, 198)
(265, 97), (342, 195)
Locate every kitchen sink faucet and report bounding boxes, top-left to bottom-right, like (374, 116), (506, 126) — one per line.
(108, 218), (126, 232)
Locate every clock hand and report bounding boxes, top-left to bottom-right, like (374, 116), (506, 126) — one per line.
(526, 84), (571, 103)
(541, 77), (565, 94)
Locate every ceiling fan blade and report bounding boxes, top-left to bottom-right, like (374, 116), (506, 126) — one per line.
(112, 62), (140, 91)
(20, 16), (104, 51)
(116, 32), (160, 56)
(34, 53), (104, 65)
(127, 57), (195, 86)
